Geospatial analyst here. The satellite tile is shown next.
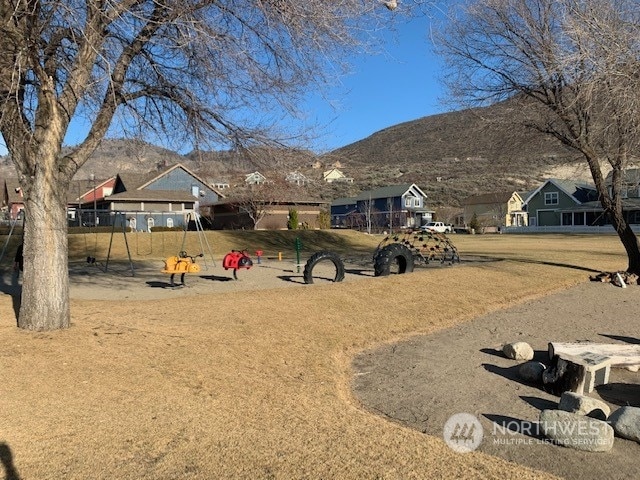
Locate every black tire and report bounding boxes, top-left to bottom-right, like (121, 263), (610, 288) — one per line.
(303, 251), (346, 285)
(373, 243), (415, 277)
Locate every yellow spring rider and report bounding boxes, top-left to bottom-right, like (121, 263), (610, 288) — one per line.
(162, 251), (203, 287)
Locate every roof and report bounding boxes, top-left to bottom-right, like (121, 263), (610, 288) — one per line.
(523, 178), (597, 204)
(331, 197), (357, 206)
(116, 163), (226, 198)
(462, 191), (519, 206)
(106, 190), (198, 202)
(354, 184), (426, 201)
(212, 198), (328, 206)
(605, 168), (640, 185)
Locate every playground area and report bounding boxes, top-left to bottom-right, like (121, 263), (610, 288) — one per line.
(0, 232), (635, 479)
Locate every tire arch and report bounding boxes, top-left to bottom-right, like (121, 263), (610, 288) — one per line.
(373, 243), (415, 277)
(303, 251), (346, 284)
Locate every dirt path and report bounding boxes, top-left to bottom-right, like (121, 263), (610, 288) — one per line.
(353, 281), (640, 480)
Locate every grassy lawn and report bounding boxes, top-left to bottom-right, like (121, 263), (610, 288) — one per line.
(0, 230), (628, 479)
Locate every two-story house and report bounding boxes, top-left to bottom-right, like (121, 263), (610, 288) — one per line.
(523, 179), (599, 226)
(323, 168), (353, 184)
(462, 191), (527, 228)
(331, 184), (432, 231)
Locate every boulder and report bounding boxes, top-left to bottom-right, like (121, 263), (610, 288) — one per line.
(503, 341), (534, 361)
(517, 361), (546, 383)
(539, 409), (614, 452)
(608, 406), (640, 443)
(558, 392), (610, 420)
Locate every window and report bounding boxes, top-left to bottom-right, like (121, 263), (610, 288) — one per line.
(405, 196), (421, 208)
(562, 212), (572, 225)
(544, 192), (559, 205)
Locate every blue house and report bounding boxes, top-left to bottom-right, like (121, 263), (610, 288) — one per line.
(331, 183), (432, 232)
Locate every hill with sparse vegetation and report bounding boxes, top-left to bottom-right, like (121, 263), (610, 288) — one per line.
(0, 100), (598, 211)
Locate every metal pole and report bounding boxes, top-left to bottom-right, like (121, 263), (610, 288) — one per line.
(90, 173), (97, 227)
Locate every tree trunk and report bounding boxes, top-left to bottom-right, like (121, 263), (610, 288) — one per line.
(607, 195), (640, 274)
(618, 225), (640, 274)
(17, 169), (71, 331)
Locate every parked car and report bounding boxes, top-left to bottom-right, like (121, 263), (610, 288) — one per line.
(420, 221), (452, 233)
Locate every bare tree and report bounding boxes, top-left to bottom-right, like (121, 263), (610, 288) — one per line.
(0, 0), (430, 330)
(233, 184), (276, 230)
(435, 0), (640, 272)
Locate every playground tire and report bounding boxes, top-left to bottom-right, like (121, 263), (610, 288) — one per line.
(373, 243), (415, 277)
(303, 251), (346, 285)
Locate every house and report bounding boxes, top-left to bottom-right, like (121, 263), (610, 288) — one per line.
(2, 179), (25, 221)
(98, 163), (225, 230)
(330, 197), (358, 228)
(462, 191), (527, 228)
(523, 179), (599, 226)
(322, 168), (353, 184)
(330, 184), (432, 231)
(209, 198), (329, 230)
(285, 171), (309, 186)
(245, 171), (267, 185)
(68, 176), (117, 227)
(3, 177), (117, 224)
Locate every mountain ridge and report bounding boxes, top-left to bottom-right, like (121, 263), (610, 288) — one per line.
(0, 101), (597, 210)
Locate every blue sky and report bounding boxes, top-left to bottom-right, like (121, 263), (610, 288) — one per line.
(304, 16), (447, 153)
(0, 14), (448, 157)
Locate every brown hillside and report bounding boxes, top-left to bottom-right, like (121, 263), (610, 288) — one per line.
(0, 101), (596, 208)
(326, 100), (586, 207)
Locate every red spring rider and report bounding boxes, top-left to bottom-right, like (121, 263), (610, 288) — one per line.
(223, 250), (253, 280)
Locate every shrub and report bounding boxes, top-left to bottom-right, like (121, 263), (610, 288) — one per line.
(287, 208), (299, 230)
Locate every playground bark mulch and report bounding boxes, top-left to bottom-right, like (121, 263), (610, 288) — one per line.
(0, 234), (634, 480)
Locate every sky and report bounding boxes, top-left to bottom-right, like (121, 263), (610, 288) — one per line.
(0, 13), (449, 157)
(302, 15), (448, 153)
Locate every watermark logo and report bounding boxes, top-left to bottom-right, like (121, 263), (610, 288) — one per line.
(443, 413), (483, 453)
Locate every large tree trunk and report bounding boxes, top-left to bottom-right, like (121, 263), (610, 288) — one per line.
(584, 153), (640, 275)
(617, 224), (640, 274)
(18, 167), (71, 331)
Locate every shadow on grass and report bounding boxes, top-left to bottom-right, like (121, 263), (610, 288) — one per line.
(0, 442), (20, 480)
(0, 270), (21, 325)
(465, 254), (603, 273)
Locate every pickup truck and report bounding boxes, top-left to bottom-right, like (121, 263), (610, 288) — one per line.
(420, 221), (452, 233)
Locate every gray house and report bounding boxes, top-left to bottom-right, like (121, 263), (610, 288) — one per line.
(523, 179), (599, 226)
(100, 163), (225, 230)
(331, 183), (432, 231)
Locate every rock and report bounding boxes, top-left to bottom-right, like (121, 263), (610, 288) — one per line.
(517, 361), (546, 383)
(608, 406), (640, 443)
(503, 341), (534, 361)
(539, 410), (614, 452)
(558, 392), (610, 420)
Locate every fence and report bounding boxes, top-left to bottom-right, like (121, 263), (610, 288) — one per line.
(504, 225), (640, 234)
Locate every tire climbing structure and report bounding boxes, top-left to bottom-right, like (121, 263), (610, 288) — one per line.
(373, 229), (460, 277)
(303, 251), (346, 284)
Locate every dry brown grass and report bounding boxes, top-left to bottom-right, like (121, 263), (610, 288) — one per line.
(0, 231), (627, 479)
